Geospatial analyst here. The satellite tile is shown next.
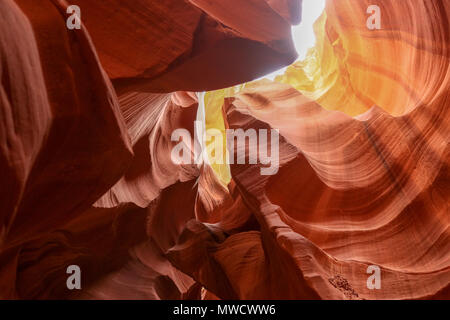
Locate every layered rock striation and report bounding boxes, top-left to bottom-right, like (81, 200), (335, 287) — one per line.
(0, 0), (448, 299)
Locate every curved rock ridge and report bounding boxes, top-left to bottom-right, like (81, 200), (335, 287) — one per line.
(0, 0), (133, 250)
(276, 0), (450, 116)
(94, 91), (200, 208)
(0, 0), (449, 300)
(224, 84), (450, 299)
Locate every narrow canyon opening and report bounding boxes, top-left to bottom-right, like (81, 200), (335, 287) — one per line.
(200, 0), (327, 185)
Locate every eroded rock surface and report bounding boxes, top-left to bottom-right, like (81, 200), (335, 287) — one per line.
(0, 0), (448, 299)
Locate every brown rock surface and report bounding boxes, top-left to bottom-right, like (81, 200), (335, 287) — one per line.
(67, 0), (299, 93)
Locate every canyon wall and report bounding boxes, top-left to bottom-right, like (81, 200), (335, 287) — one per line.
(0, 0), (448, 299)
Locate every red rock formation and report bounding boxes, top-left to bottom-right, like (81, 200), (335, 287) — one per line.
(0, 0), (449, 300)
(66, 0), (299, 93)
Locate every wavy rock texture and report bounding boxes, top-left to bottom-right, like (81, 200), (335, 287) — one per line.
(66, 0), (298, 93)
(0, 0), (449, 300)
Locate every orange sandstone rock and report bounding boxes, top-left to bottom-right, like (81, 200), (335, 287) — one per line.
(0, 0), (448, 300)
